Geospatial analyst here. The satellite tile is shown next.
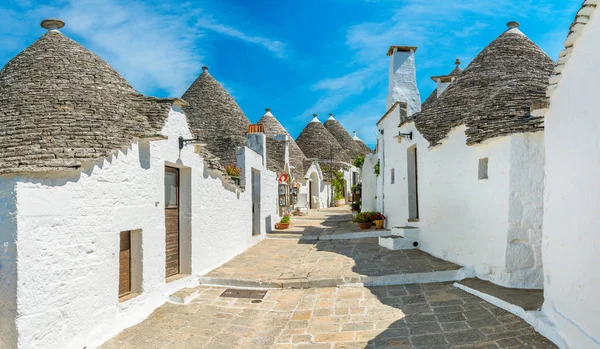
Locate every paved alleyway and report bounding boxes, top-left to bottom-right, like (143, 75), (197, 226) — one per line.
(102, 208), (556, 349)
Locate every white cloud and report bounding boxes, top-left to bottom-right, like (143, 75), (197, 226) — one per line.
(196, 17), (287, 58)
(301, 0), (570, 131)
(0, 0), (287, 97)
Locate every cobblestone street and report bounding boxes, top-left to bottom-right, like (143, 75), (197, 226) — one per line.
(101, 208), (556, 349)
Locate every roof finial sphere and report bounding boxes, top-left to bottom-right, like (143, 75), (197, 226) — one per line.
(265, 108), (271, 112)
(313, 113), (317, 117)
(202, 66), (209, 72)
(41, 19), (65, 30)
(455, 58), (461, 67)
(507, 21), (520, 29)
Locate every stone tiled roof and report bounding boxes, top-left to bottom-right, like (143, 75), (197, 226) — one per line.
(0, 29), (175, 175)
(258, 109), (307, 178)
(355, 140), (373, 155)
(323, 115), (365, 159)
(412, 26), (555, 146)
(182, 67), (250, 166)
(296, 116), (351, 165)
(546, 0), (598, 99)
(422, 89), (438, 109)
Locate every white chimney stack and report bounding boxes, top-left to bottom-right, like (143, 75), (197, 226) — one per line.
(386, 46), (421, 116)
(431, 58), (461, 97)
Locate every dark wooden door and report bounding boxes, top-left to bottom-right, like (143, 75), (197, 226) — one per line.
(119, 231), (131, 297)
(165, 167), (180, 278)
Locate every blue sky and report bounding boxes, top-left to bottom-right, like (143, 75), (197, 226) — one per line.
(0, 0), (580, 147)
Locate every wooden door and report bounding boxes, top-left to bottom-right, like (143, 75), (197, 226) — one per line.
(165, 167), (180, 278)
(119, 231), (131, 297)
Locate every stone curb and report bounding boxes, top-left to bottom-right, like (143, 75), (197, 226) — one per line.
(453, 282), (567, 348)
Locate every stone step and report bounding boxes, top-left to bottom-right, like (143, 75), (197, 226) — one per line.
(391, 226), (420, 240)
(167, 287), (201, 305)
(200, 268), (467, 290)
(379, 235), (419, 250)
(319, 229), (392, 240)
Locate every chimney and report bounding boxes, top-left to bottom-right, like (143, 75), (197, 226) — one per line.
(386, 46), (421, 115)
(432, 58), (461, 97)
(246, 124), (266, 165)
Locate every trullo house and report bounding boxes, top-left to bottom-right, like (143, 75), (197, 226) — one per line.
(0, 19), (278, 349)
(296, 114), (356, 208)
(542, 1), (600, 347)
(363, 22), (554, 289)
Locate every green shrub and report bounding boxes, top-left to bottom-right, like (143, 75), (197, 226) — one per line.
(374, 160), (380, 177)
(280, 215), (291, 224)
(353, 156), (364, 168)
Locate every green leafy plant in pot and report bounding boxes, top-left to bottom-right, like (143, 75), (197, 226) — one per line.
(276, 215), (291, 230)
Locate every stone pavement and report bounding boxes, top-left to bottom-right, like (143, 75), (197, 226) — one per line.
(101, 283), (557, 349)
(268, 207), (359, 239)
(101, 207), (557, 348)
(204, 238), (461, 288)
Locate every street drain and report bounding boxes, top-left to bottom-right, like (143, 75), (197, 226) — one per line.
(220, 289), (268, 299)
(251, 300), (262, 304)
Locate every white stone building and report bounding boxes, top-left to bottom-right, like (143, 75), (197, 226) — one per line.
(369, 23), (554, 289)
(0, 20), (278, 349)
(542, 1), (600, 347)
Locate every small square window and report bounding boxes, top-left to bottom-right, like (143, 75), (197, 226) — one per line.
(391, 168), (395, 184)
(478, 158), (489, 180)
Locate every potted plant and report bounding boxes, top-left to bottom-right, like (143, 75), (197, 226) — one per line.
(225, 163), (243, 185)
(355, 212), (372, 230)
(350, 201), (361, 212)
(276, 215), (291, 229)
(373, 212), (386, 229)
(334, 193), (346, 207)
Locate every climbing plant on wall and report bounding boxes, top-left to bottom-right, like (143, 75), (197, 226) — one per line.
(333, 171), (346, 200)
(374, 159), (380, 177)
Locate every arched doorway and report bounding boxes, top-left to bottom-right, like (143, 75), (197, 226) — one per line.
(309, 172), (319, 209)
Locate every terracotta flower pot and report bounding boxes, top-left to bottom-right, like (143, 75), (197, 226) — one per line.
(334, 198), (346, 207)
(358, 222), (372, 230)
(374, 220), (385, 229)
(276, 223), (290, 230)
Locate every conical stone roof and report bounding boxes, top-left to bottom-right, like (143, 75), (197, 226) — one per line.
(352, 132), (373, 155)
(323, 114), (364, 160)
(0, 23), (174, 175)
(258, 109), (307, 178)
(296, 115), (351, 165)
(413, 24), (554, 146)
(182, 67), (250, 166)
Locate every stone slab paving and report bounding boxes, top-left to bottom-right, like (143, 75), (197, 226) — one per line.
(457, 279), (544, 311)
(269, 207), (359, 239)
(204, 237), (461, 288)
(101, 283), (557, 349)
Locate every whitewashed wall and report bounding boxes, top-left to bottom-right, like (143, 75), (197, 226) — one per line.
(0, 177), (18, 349)
(382, 119), (544, 288)
(10, 107), (277, 349)
(361, 154), (378, 212)
(543, 8), (600, 348)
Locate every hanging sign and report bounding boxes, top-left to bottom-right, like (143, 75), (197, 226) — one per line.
(278, 173), (289, 183)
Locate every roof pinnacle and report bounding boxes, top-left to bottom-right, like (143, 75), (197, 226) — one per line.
(41, 19), (65, 30)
